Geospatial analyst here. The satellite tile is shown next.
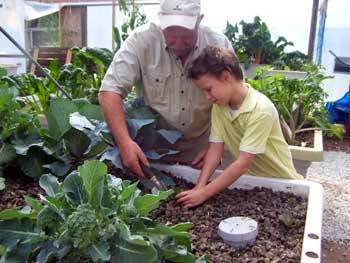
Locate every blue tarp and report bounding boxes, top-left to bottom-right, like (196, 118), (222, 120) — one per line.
(326, 91), (350, 124)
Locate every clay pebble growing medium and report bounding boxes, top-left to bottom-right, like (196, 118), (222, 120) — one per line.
(151, 177), (307, 263)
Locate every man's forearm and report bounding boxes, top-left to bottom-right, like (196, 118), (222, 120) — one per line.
(98, 91), (131, 147)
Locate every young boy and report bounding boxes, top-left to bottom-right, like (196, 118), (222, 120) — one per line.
(176, 46), (303, 208)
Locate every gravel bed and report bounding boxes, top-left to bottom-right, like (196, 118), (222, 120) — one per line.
(306, 151), (350, 243)
(152, 178), (307, 263)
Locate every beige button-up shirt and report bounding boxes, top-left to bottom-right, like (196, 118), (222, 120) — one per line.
(100, 22), (233, 140)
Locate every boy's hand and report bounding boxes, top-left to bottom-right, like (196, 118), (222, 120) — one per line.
(175, 187), (209, 208)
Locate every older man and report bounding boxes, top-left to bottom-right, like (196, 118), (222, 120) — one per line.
(99, 0), (233, 176)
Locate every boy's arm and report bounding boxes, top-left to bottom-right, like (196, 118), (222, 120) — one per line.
(176, 151), (255, 208)
(195, 142), (224, 188)
(204, 151), (255, 200)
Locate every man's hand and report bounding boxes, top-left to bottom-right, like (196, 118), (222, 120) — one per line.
(191, 148), (208, 169)
(119, 139), (149, 177)
(175, 187), (209, 208)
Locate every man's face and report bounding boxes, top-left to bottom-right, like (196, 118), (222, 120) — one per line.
(163, 26), (198, 58)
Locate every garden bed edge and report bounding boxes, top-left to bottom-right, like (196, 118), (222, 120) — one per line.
(151, 163), (324, 263)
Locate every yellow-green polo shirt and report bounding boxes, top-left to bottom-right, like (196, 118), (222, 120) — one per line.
(209, 85), (303, 179)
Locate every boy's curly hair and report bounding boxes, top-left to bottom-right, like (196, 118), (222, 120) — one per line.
(188, 46), (243, 80)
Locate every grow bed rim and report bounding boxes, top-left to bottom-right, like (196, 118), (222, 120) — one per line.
(152, 163), (323, 263)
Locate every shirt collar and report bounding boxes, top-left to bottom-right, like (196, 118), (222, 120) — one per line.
(222, 84), (258, 121)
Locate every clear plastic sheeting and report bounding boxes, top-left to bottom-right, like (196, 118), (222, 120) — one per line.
(0, 0), (61, 73)
(2, 0), (60, 24)
(22, 1), (61, 21)
(1, 0), (23, 29)
(0, 0), (25, 73)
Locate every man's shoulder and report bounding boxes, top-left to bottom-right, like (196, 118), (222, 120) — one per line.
(198, 25), (230, 46)
(130, 22), (162, 41)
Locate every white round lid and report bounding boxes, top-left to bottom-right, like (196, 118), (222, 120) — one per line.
(218, 216), (258, 242)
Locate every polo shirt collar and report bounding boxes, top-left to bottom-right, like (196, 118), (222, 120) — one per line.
(222, 84), (258, 122)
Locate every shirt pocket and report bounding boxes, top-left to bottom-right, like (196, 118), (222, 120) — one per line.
(146, 69), (171, 104)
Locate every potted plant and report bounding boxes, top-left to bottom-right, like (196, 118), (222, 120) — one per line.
(224, 16), (310, 79)
(247, 66), (343, 175)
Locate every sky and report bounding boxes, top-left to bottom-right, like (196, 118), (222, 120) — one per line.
(143, 0), (350, 53)
(200, 0), (350, 53)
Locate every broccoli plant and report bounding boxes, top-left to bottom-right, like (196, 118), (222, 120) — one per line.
(0, 160), (206, 262)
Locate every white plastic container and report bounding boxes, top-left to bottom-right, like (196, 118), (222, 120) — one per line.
(218, 216), (258, 248)
(152, 164), (323, 263)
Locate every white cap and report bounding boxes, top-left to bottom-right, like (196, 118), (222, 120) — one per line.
(158, 0), (201, 30)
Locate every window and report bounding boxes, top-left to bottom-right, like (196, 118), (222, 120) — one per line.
(26, 13), (59, 50)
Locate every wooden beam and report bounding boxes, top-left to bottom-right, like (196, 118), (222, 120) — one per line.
(30, 48), (39, 74)
(59, 5), (87, 47)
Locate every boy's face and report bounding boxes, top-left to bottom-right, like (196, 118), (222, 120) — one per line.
(193, 72), (232, 106)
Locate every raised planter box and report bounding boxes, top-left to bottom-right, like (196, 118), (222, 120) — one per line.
(242, 63), (307, 80)
(152, 163), (324, 263)
(289, 130), (324, 176)
(266, 69), (307, 80)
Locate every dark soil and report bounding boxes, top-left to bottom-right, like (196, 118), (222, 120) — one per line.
(295, 132), (350, 153)
(323, 239), (350, 263)
(0, 172), (44, 210)
(294, 132), (350, 154)
(323, 136), (350, 153)
(152, 177), (307, 263)
(295, 131), (314, 148)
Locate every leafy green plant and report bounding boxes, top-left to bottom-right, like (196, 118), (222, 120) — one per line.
(0, 160), (206, 262)
(40, 97), (181, 187)
(2, 47), (113, 108)
(274, 51), (310, 71)
(224, 16), (293, 65)
(68, 98), (181, 177)
(0, 85), (35, 141)
(39, 97), (105, 176)
(0, 75), (104, 181)
(224, 16), (310, 71)
(247, 66), (343, 145)
(0, 69), (54, 182)
(113, 0), (147, 51)
(50, 47), (114, 104)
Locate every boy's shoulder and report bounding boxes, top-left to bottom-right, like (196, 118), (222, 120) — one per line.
(251, 88), (278, 118)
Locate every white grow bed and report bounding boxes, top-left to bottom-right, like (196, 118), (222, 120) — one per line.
(152, 164), (324, 263)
